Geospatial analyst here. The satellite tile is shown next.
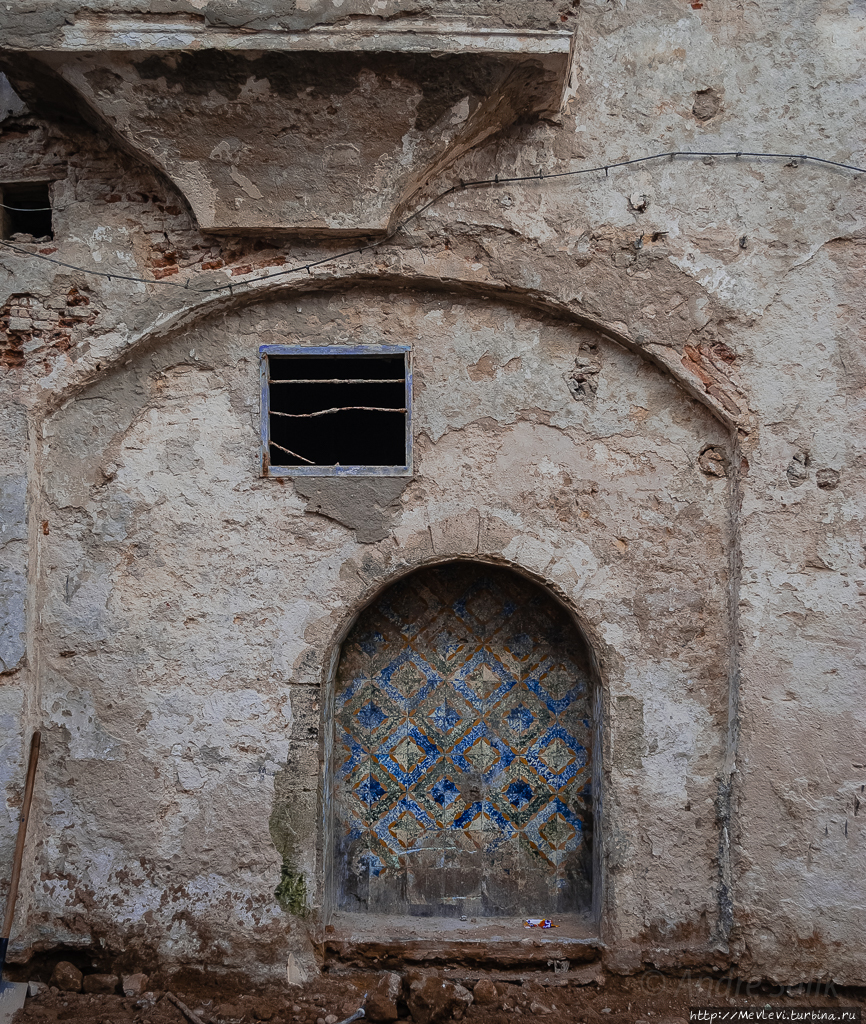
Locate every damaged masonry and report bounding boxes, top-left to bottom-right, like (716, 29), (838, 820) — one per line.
(0, 2), (865, 1023)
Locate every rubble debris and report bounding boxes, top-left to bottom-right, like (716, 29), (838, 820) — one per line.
(406, 975), (473, 1024)
(166, 991), (207, 1024)
(49, 962), (82, 993)
(471, 979), (498, 1006)
(287, 953), (311, 987)
(82, 974), (118, 995)
(366, 972), (399, 1021)
(698, 446), (727, 477)
(122, 974), (149, 998)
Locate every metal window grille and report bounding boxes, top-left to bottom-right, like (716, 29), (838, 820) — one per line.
(260, 345), (412, 477)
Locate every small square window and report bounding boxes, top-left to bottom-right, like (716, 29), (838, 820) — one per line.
(1, 181), (53, 241)
(260, 345), (412, 477)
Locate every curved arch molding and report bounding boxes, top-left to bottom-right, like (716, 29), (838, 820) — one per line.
(39, 260), (749, 432)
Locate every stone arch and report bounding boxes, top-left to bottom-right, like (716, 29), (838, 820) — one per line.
(44, 267), (745, 433)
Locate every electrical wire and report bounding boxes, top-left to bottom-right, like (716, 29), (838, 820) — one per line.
(0, 148), (863, 296)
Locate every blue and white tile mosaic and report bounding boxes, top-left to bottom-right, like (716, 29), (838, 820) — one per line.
(334, 563), (594, 916)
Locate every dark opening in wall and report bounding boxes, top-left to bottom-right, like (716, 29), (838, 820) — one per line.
(261, 346), (411, 476)
(0, 182), (53, 240)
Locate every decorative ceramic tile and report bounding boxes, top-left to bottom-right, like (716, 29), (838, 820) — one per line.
(413, 761), (474, 828)
(374, 796), (436, 854)
(451, 800), (516, 853)
(525, 725), (589, 788)
(377, 721), (440, 787)
(334, 563), (594, 916)
(523, 797), (584, 867)
(450, 722), (515, 783)
(411, 683), (474, 753)
(487, 685), (551, 753)
(376, 648), (442, 711)
(347, 760), (403, 827)
(452, 650), (518, 713)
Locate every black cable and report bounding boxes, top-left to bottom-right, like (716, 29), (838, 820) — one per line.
(0, 148), (862, 296)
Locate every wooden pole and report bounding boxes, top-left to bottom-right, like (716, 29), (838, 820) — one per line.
(0, 731), (41, 976)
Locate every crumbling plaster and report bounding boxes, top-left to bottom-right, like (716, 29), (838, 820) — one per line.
(29, 291), (734, 982)
(0, 0), (863, 990)
(9, 50), (565, 236)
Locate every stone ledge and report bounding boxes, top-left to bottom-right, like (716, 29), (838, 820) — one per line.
(46, 16), (573, 59)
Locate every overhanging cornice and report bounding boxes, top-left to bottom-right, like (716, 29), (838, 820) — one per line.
(0, 15), (575, 237)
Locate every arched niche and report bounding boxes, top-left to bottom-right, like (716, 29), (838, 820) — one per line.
(330, 559), (598, 925)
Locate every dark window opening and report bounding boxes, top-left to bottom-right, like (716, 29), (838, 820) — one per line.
(262, 348), (410, 474)
(1, 182), (53, 241)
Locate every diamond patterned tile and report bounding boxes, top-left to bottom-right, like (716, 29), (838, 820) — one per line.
(410, 683), (474, 753)
(490, 760), (554, 829)
(338, 684), (403, 750)
(377, 721), (441, 787)
(450, 721), (515, 784)
(451, 800), (516, 854)
(525, 725), (589, 788)
(376, 648), (442, 711)
(523, 797), (584, 867)
(525, 655), (589, 714)
(336, 728), (367, 778)
(452, 650), (517, 713)
(374, 797), (436, 855)
(487, 685), (551, 754)
(452, 579), (515, 639)
(413, 762), (475, 828)
(345, 760), (403, 827)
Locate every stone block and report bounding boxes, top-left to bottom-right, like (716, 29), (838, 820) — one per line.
(121, 973), (148, 997)
(471, 980), (498, 1006)
(366, 971), (401, 1022)
(50, 962), (82, 992)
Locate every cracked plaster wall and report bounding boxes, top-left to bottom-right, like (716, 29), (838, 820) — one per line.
(32, 291), (732, 981)
(0, 0), (864, 989)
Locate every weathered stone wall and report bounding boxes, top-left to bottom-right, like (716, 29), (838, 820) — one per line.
(0, 0), (864, 990)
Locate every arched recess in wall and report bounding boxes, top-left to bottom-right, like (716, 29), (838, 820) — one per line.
(329, 559), (598, 923)
(35, 282), (738, 963)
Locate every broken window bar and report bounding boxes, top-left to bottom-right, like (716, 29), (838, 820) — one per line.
(271, 406), (407, 418)
(268, 439), (315, 463)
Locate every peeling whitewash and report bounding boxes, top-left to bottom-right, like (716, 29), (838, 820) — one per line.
(0, 0), (864, 990)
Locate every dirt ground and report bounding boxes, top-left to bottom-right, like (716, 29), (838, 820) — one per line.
(10, 967), (866, 1024)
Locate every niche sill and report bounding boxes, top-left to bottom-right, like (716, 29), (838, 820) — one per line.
(323, 913), (601, 969)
